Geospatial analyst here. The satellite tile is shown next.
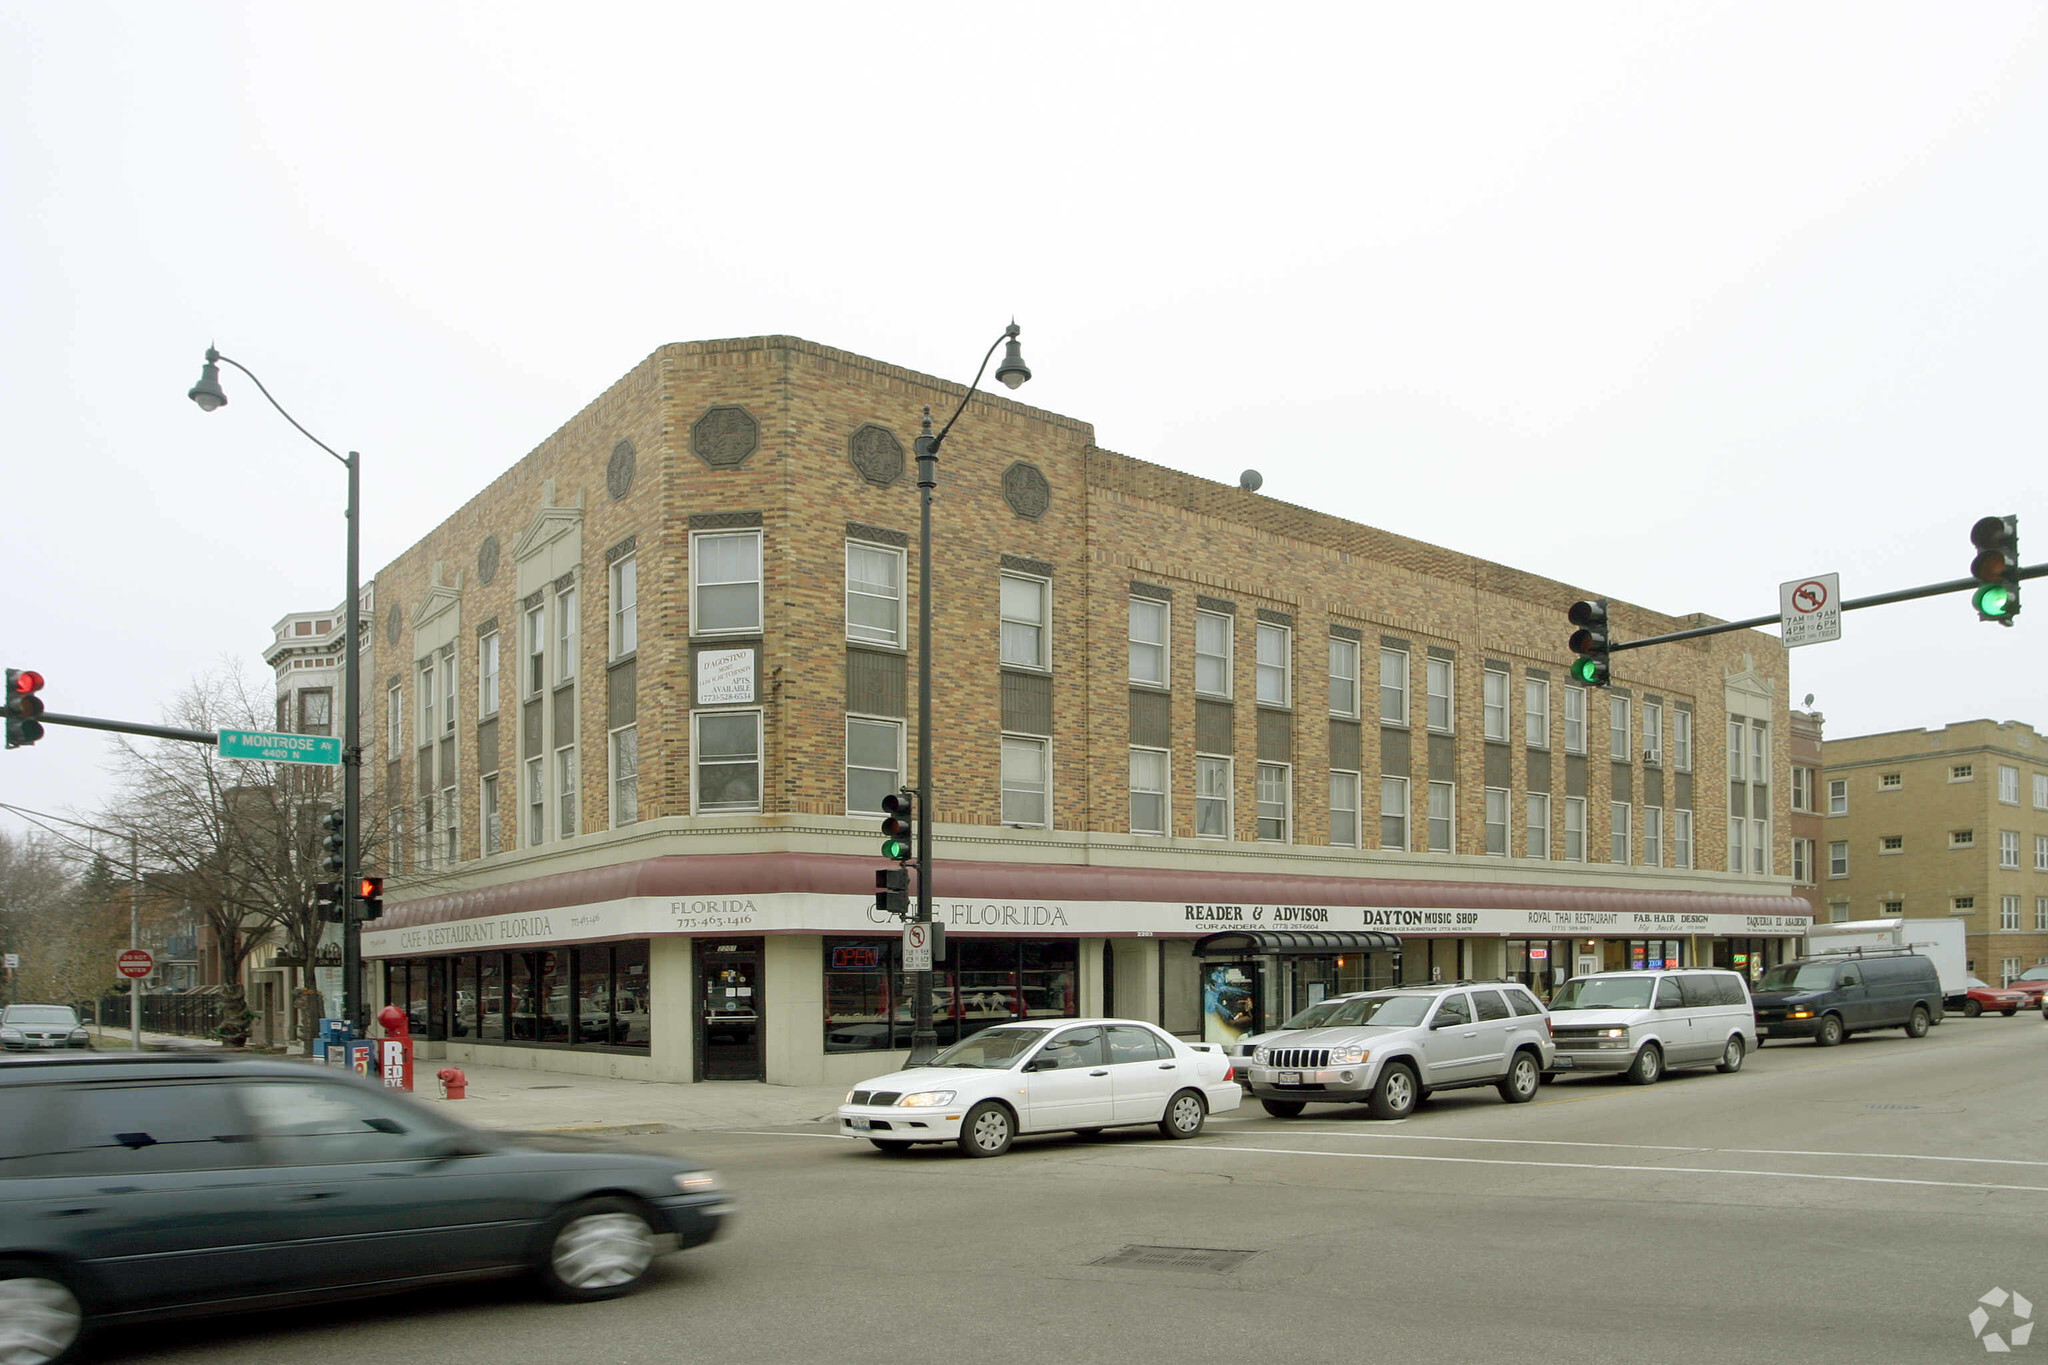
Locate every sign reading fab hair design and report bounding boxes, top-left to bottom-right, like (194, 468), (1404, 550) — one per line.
(360, 892), (1812, 959)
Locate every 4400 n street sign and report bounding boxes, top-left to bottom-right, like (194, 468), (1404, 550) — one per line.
(217, 728), (342, 765)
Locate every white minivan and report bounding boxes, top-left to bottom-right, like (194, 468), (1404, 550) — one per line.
(1546, 968), (1756, 1084)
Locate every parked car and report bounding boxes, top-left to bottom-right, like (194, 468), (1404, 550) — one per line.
(1750, 950), (1943, 1046)
(1546, 968), (1755, 1083)
(1958, 976), (2027, 1017)
(0, 1006), (91, 1052)
(2004, 965), (2048, 1010)
(1241, 981), (1555, 1120)
(0, 1053), (731, 1365)
(837, 1018), (1241, 1157)
(1225, 993), (1373, 1081)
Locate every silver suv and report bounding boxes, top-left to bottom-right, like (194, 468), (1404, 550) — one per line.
(1243, 981), (1555, 1120)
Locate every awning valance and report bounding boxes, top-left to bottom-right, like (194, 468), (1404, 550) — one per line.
(1193, 930), (1404, 958)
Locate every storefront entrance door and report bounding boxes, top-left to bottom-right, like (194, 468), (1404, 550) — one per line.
(697, 939), (763, 1081)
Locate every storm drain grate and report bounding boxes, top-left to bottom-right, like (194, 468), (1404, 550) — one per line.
(1865, 1103), (1922, 1111)
(1089, 1245), (1260, 1273)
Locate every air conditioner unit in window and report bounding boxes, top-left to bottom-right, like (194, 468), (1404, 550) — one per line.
(1644, 749), (1660, 764)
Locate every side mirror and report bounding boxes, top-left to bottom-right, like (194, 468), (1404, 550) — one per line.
(1024, 1056), (1059, 1072)
(1429, 1016), (1459, 1031)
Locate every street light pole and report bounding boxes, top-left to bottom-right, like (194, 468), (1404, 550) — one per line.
(189, 349), (366, 1032)
(905, 324), (1032, 1067)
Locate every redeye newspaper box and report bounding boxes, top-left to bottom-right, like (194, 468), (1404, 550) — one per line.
(376, 1004), (414, 1091)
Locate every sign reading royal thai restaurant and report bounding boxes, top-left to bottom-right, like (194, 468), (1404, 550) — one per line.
(696, 648), (755, 704)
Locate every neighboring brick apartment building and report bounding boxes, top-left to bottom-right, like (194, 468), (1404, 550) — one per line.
(1787, 708), (1826, 919)
(324, 335), (1807, 1086)
(1820, 719), (2048, 985)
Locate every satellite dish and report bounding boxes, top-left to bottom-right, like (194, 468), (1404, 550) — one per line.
(1238, 469), (1263, 492)
(1803, 694), (1815, 709)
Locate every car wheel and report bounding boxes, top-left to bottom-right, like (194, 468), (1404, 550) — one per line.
(1259, 1098), (1306, 1119)
(870, 1140), (914, 1155)
(535, 1198), (657, 1302)
(1624, 1043), (1663, 1085)
(1964, 999), (1983, 1018)
(1158, 1090), (1207, 1139)
(1716, 1034), (1746, 1073)
(1815, 1013), (1845, 1047)
(1497, 1050), (1541, 1104)
(1905, 1006), (1931, 1039)
(1368, 1063), (1419, 1120)
(0, 1262), (84, 1365)
(956, 1101), (1014, 1158)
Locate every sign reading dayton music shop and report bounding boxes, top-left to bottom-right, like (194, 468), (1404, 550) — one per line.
(361, 892), (1809, 958)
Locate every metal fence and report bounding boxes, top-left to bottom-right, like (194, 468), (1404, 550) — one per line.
(95, 991), (228, 1039)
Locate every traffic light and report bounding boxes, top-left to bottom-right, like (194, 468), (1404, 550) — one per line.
(357, 876), (384, 921)
(319, 807), (346, 875)
(1970, 515), (2021, 625)
(1567, 599), (1612, 687)
(880, 789), (917, 862)
(874, 867), (909, 919)
(314, 882), (345, 923)
(5, 669), (45, 748)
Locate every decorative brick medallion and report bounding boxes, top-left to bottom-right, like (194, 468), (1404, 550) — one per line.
(1002, 461), (1051, 520)
(385, 604), (402, 645)
(607, 439), (637, 500)
(477, 535), (500, 586)
(848, 424), (904, 487)
(692, 405), (758, 469)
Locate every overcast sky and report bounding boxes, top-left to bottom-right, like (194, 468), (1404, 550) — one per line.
(4, 2), (2046, 842)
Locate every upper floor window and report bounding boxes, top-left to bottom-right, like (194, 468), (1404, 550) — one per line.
(846, 542), (904, 647)
(2035, 772), (2048, 809)
(524, 603), (546, 697)
(1881, 772), (1902, 790)
(693, 709), (762, 815)
(1482, 668), (1509, 742)
(298, 689), (333, 736)
(1130, 748), (1169, 835)
(1643, 701), (1663, 765)
(1750, 721), (1769, 783)
(1951, 763), (1974, 782)
(1329, 637), (1360, 718)
(1001, 734), (1050, 827)
(1256, 623), (1291, 707)
(479, 631), (500, 716)
(1425, 657), (1453, 732)
(1563, 685), (1587, 754)
(1672, 708), (1693, 771)
(1611, 696), (1631, 762)
(1195, 611), (1232, 698)
(440, 654), (455, 735)
(1524, 677), (1549, 748)
(1828, 778), (1848, 814)
(1791, 766), (1813, 813)
(1256, 762), (1292, 842)
(1951, 829), (1976, 848)
(386, 683), (403, 760)
(1999, 765), (2020, 804)
(1129, 597), (1169, 687)
(846, 717), (903, 816)
(555, 583), (578, 683)
(999, 573), (1050, 670)
(418, 661), (437, 741)
(1379, 647), (1409, 725)
(692, 529), (763, 636)
(610, 555), (638, 659)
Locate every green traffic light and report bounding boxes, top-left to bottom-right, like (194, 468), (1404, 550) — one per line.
(1975, 584), (2015, 619)
(882, 838), (910, 861)
(1570, 657), (1600, 684)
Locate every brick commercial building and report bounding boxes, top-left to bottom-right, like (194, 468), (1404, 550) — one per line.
(1819, 719), (2048, 985)
(334, 335), (1807, 1086)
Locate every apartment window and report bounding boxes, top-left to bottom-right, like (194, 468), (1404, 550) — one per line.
(1330, 771), (1361, 848)
(1480, 668), (1510, 742)
(1330, 637), (1360, 718)
(1728, 819), (1746, 874)
(1379, 647), (1409, 725)
(601, 723), (634, 828)
(1000, 735), (1049, 827)
(1611, 802), (1632, 864)
(298, 689), (333, 736)
(2001, 955), (2021, 986)
(1255, 624), (1291, 707)
(1790, 766), (1812, 813)
(846, 542), (904, 647)
(1564, 796), (1586, 862)
(1951, 764), (1974, 782)
(1881, 772), (1902, 790)
(1130, 748), (1169, 835)
(481, 773), (500, 855)
(1525, 793), (1551, 860)
(1380, 776), (1410, 851)
(1880, 835), (1904, 854)
(999, 574), (1050, 670)
(1951, 829), (1976, 848)
(1828, 779), (1847, 815)
(1196, 756), (1232, 838)
(1791, 837), (1811, 884)
(846, 718), (903, 816)
(2000, 765), (2021, 804)
(1129, 598), (1169, 687)
(479, 631), (500, 716)
(1828, 902), (1852, 924)
(1674, 809), (1693, 868)
(2001, 830), (2021, 869)
(611, 555), (638, 658)
(556, 582), (579, 683)
(525, 755), (544, 847)
(1525, 677), (1549, 748)
(2037, 898), (2048, 931)
(440, 757), (458, 865)
(2036, 834), (2048, 872)
(1611, 697), (1631, 762)
(1426, 781), (1455, 853)
(556, 743), (578, 838)
(2002, 896), (2022, 931)
(418, 662), (436, 741)
(1952, 896), (1975, 914)
(1563, 686), (1586, 754)
(1828, 840), (1848, 877)
(1256, 763), (1291, 842)
(1425, 657), (1453, 732)
(2035, 773), (2048, 809)
(1195, 612), (1232, 698)
(692, 530), (763, 635)
(525, 604), (546, 696)
(1750, 722), (1768, 783)
(693, 710), (763, 814)
(1672, 708), (1692, 771)
(1484, 787), (1509, 856)
(1752, 818), (1767, 875)
(1727, 721), (1743, 784)
(1643, 806), (1662, 867)
(1882, 899), (1902, 915)
(440, 655), (456, 735)
(1643, 702), (1663, 765)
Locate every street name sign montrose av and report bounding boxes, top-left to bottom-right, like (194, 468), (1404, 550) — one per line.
(217, 727), (343, 765)
(1779, 572), (1842, 648)
(117, 948), (154, 979)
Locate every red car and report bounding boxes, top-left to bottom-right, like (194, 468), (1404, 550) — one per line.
(1960, 976), (2026, 1017)
(2005, 965), (2048, 1009)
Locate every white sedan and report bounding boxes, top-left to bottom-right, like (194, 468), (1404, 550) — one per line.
(837, 1018), (1242, 1157)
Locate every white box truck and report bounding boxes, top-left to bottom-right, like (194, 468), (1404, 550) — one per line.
(1805, 918), (1967, 1007)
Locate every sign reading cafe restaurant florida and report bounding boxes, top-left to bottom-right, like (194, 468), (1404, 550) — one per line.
(359, 892), (1812, 959)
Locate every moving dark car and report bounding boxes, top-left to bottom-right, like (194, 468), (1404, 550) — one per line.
(0, 1054), (730, 1365)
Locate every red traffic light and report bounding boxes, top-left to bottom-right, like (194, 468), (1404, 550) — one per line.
(358, 875), (383, 900)
(9, 670), (42, 695)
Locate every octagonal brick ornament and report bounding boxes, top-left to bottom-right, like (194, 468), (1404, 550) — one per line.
(607, 439), (637, 500)
(385, 603), (403, 645)
(848, 423), (904, 487)
(692, 405), (759, 469)
(477, 534), (501, 586)
(1002, 461), (1052, 520)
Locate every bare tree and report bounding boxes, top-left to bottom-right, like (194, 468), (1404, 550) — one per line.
(0, 830), (99, 1007)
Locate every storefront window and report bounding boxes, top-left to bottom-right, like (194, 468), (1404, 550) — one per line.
(479, 953), (507, 1041)
(614, 940), (651, 1051)
(385, 945), (652, 1051)
(1505, 939), (1573, 1001)
(822, 937), (1078, 1053)
(1626, 939), (1685, 971)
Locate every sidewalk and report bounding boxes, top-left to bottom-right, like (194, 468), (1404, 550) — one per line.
(85, 1023), (846, 1135)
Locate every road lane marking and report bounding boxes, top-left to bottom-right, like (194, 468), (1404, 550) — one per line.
(1237, 1130), (2048, 1169)
(726, 1130), (857, 1140)
(1164, 1144), (2048, 1194)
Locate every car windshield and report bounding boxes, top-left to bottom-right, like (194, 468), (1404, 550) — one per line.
(2, 1007), (77, 1026)
(1317, 995), (1433, 1028)
(1760, 963), (1840, 991)
(1279, 999), (1350, 1030)
(2018, 968), (2048, 983)
(928, 1026), (1051, 1069)
(1966, 977), (1993, 990)
(1548, 978), (1654, 1011)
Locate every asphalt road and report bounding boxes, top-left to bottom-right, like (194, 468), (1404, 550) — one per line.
(99, 1015), (2048, 1365)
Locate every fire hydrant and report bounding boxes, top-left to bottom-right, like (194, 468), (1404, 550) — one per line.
(437, 1066), (467, 1100)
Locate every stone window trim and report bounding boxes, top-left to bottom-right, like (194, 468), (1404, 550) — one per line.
(1525, 665), (1551, 680)
(522, 589), (545, 612)
(1426, 645), (1455, 661)
(1197, 595), (1237, 616)
(474, 615), (500, 639)
(1130, 580), (1173, 602)
(1329, 623), (1362, 643)
(847, 522), (909, 548)
(554, 569), (577, 593)
(1001, 553), (1055, 578)
(689, 510), (765, 530)
(1255, 608), (1295, 627)
(604, 535), (638, 565)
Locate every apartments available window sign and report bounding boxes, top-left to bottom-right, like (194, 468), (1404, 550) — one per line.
(696, 647), (756, 704)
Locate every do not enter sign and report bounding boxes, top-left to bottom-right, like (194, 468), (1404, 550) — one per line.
(117, 948), (154, 979)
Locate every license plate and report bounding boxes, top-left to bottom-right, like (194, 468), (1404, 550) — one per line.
(847, 1117), (871, 1131)
(1278, 1071), (1302, 1085)
(1549, 1055), (1574, 1070)
(37, 1040), (56, 1048)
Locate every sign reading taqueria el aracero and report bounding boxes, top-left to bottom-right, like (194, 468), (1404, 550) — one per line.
(360, 892), (1810, 958)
